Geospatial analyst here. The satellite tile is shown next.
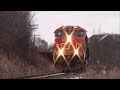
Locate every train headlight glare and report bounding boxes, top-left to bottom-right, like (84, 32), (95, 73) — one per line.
(74, 49), (78, 55)
(67, 35), (71, 43)
(59, 49), (63, 55)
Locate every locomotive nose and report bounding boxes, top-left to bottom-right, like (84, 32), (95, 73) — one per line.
(67, 35), (71, 43)
(64, 43), (74, 54)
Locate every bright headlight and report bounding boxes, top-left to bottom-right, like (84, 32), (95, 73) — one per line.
(59, 49), (64, 55)
(67, 35), (71, 43)
(74, 49), (78, 55)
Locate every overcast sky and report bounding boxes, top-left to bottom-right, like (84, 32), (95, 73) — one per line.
(32, 11), (120, 45)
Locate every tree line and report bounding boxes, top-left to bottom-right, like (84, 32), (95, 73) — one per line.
(0, 11), (52, 61)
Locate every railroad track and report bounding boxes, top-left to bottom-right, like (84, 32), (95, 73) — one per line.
(14, 73), (66, 79)
(13, 67), (87, 79)
(14, 70), (86, 79)
(27, 73), (66, 79)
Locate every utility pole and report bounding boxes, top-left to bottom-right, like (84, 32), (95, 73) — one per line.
(98, 25), (101, 34)
(93, 27), (95, 35)
(33, 34), (41, 48)
(28, 34), (40, 58)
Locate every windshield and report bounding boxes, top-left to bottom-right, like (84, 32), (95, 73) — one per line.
(74, 30), (84, 37)
(55, 30), (84, 38)
(55, 30), (73, 38)
(55, 30), (65, 37)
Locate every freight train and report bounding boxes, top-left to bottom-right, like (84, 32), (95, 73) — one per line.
(53, 26), (89, 71)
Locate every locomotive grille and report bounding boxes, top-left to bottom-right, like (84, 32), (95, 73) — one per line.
(64, 55), (73, 61)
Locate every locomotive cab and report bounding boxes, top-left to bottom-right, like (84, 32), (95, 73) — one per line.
(53, 26), (89, 71)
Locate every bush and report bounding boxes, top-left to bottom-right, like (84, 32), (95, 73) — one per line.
(0, 49), (58, 79)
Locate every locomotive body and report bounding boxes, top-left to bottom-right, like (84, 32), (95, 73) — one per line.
(53, 26), (89, 71)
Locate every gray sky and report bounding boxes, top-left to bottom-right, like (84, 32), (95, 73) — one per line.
(32, 11), (120, 45)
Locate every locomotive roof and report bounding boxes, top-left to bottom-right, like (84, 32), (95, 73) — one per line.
(54, 26), (86, 33)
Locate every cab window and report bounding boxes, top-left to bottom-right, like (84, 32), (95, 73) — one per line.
(74, 30), (84, 37)
(55, 30), (65, 38)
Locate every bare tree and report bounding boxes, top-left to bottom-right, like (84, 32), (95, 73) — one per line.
(35, 38), (49, 52)
(0, 11), (36, 59)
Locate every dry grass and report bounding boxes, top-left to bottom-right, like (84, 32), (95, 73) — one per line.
(85, 64), (120, 79)
(0, 50), (58, 79)
(86, 34), (120, 79)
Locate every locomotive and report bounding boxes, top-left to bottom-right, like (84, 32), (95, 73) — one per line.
(53, 26), (89, 71)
